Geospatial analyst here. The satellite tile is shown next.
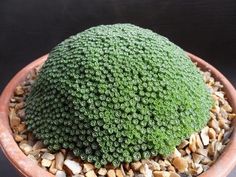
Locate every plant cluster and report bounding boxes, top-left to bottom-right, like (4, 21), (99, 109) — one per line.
(25, 24), (212, 167)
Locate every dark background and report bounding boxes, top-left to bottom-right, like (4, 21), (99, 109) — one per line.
(0, 0), (236, 176)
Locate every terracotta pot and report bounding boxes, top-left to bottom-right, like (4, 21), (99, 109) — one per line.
(0, 53), (235, 177)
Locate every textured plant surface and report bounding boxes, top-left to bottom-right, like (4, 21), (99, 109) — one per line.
(25, 24), (212, 167)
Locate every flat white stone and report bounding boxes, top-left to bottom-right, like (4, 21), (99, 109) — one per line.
(64, 159), (82, 174)
(56, 170), (66, 177)
(42, 152), (55, 160)
(41, 159), (52, 167)
(144, 164), (152, 177)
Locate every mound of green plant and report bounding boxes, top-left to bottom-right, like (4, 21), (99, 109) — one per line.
(25, 24), (212, 167)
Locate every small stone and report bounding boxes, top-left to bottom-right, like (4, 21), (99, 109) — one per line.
(15, 102), (25, 111)
(189, 134), (197, 152)
(192, 153), (204, 164)
(16, 123), (26, 132)
(116, 169), (124, 177)
(15, 86), (24, 96)
(9, 108), (20, 128)
(172, 157), (188, 172)
(83, 163), (95, 173)
(178, 140), (189, 149)
(179, 150), (187, 157)
(222, 103), (232, 112)
(196, 148), (208, 157)
(195, 134), (204, 149)
(193, 164), (203, 175)
(185, 147), (191, 155)
(183, 156), (192, 166)
(27, 154), (37, 163)
(169, 172), (180, 177)
(127, 169), (134, 177)
(64, 159), (82, 174)
(158, 160), (167, 171)
(142, 164), (152, 177)
(107, 169), (116, 177)
(203, 71), (211, 82)
(98, 168), (107, 176)
(14, 96), (24, 103)
(218, 117), (226, 129)
(19, 140), (28, 145)
(56, 170), (66, 177)
(164, 160), (171, 166)
(223, 127), (234, 144)
(214, 91), (224, 99)
(141, 159), (151, 164)
(223, 138), (230, 145)
(208, 128), (216, 139)
(200, 127), (209, 146)
(228, 113), (236, 120)
(32, 141), (44, 150)
(153, 171), (170, 177)
(168, 148), (181, 160)
(41, 159), (52, 167)
(19, 143), (32, 155)
(158, 160), (168, 167)
(9, 103), (16, 108)
(211, 106), (220, 115)
(150, 160), (161, 171)
(49, 160), (58, 174)
(208, 119), (219, 131)
(14, 134), (24, 142)
(216, 141), (223, 152)
(210, 112), (216, 119)
(167, 165), (175, 172)
(17, 109), (25, 118)
(218, 129), (225, 141)
(42, 152), (55, 160)
(28, 149), (41, 160)
(208, 140), (217, 157)
(85, 170), (97, 177)
(202, 164), (210, 172)
(55, 152), (65, 170)
(201, 157), (212, 165)
(131, 161), (142, 171)
(140, 164), (145, 174)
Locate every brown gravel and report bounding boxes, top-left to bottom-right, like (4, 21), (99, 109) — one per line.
(8, 66), (236, 177)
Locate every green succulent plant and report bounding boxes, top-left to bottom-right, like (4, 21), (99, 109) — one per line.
(25, 24), (212, 167)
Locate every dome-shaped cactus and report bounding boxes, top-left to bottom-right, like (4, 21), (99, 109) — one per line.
(25, 24), (212, 167)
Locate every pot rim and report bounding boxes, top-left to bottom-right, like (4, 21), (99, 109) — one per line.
(0, 53), (235, 177)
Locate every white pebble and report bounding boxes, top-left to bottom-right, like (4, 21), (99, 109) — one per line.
(19, 143), (32, 155)
(64, 159), (82, 174)
(200, 127), (210, 146)
(144, 164), (152, 177)
(42, 152), (55, 160)
(41, 159), (52, 167)
(56, 170), (66, 177)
